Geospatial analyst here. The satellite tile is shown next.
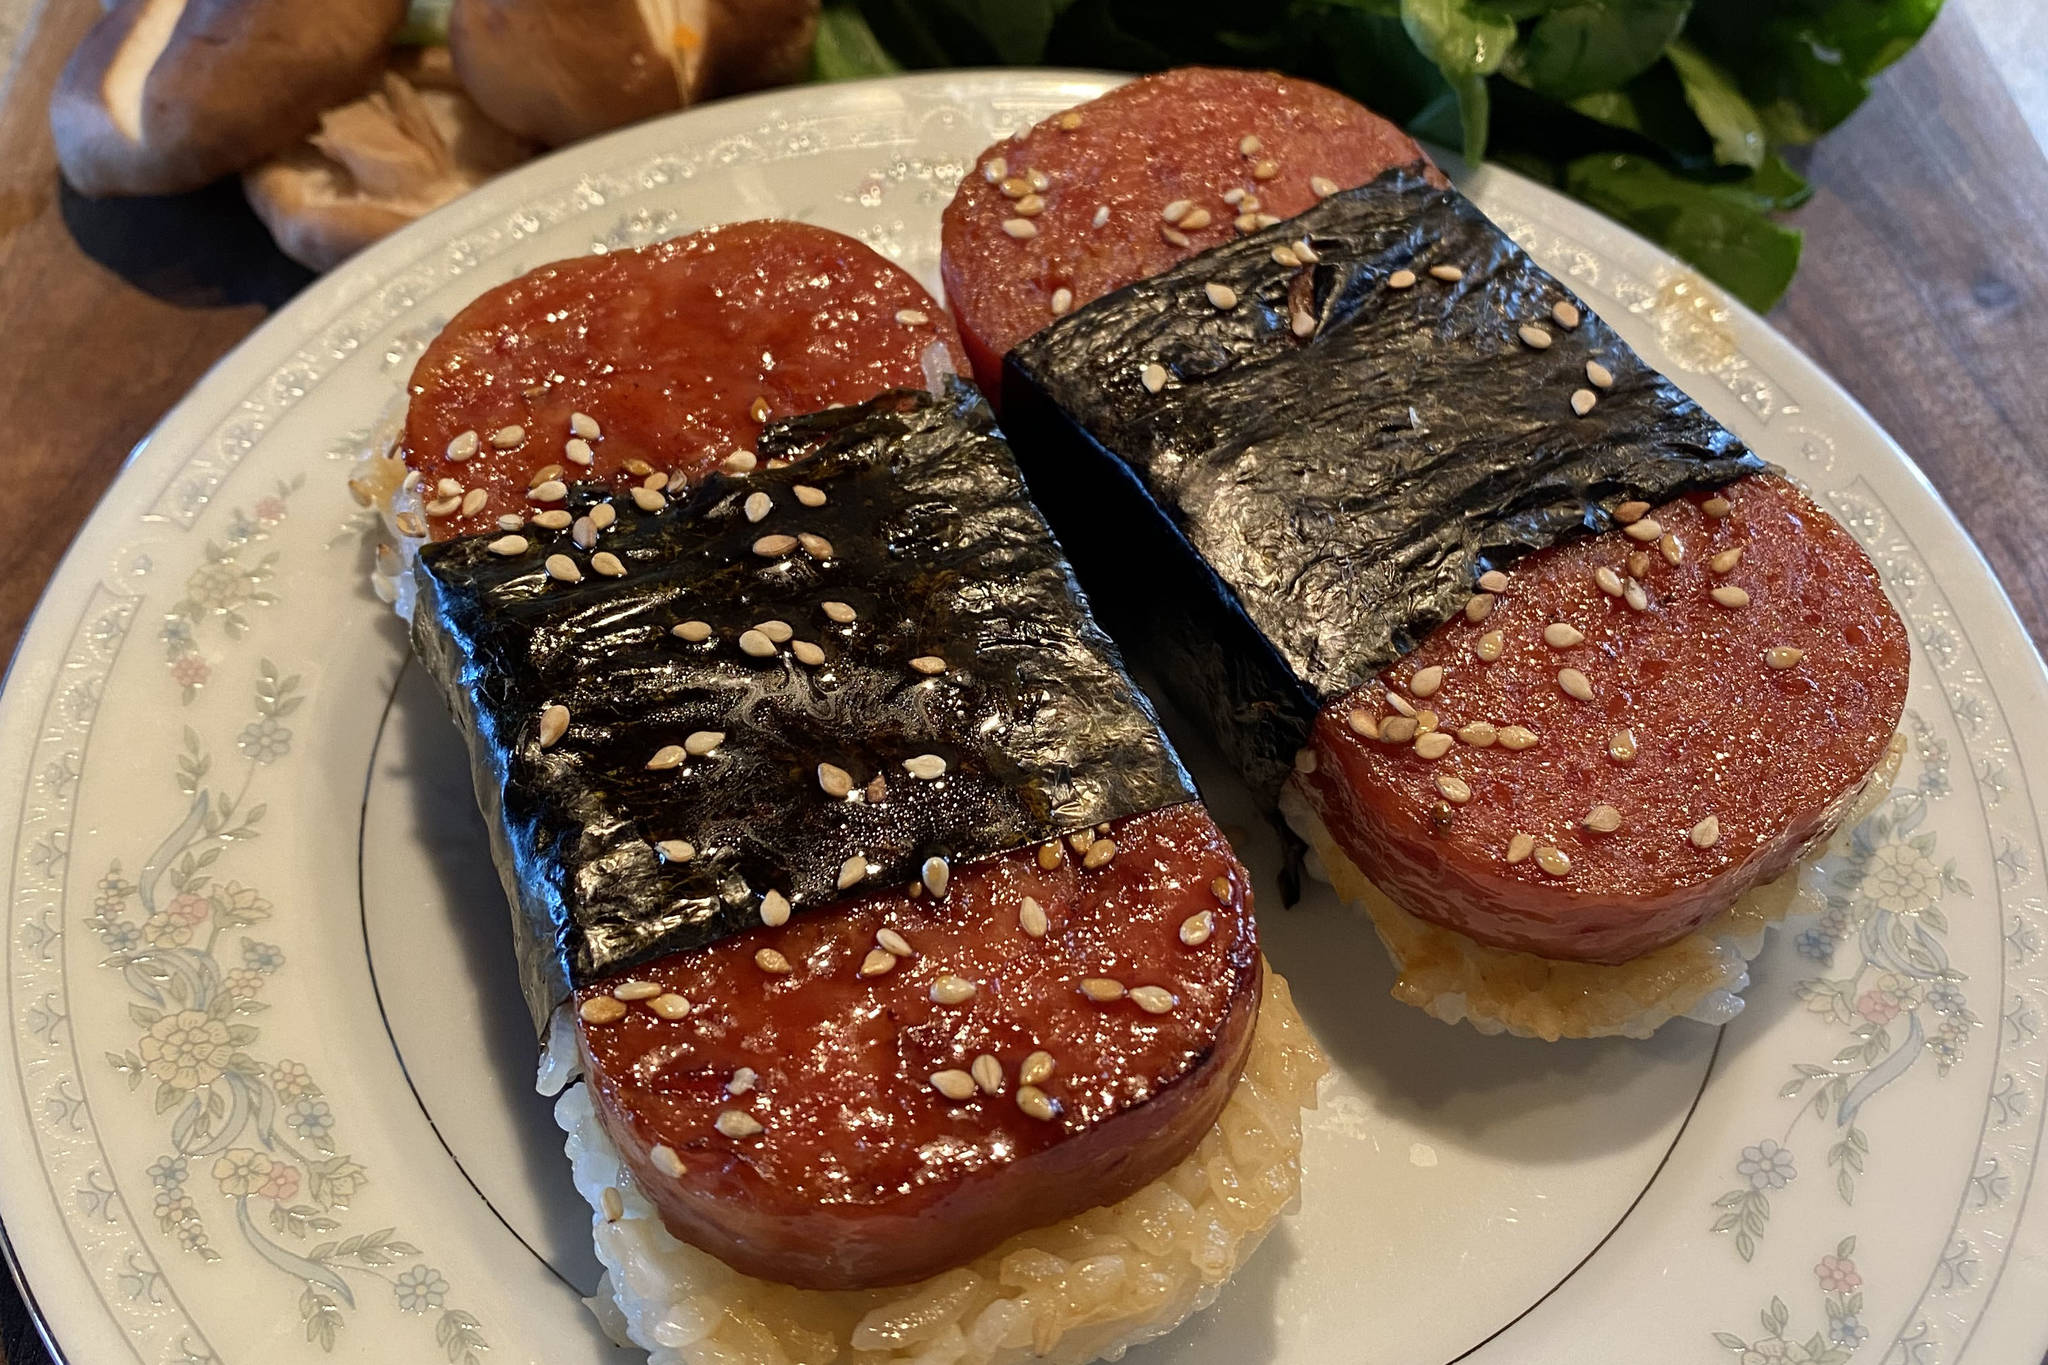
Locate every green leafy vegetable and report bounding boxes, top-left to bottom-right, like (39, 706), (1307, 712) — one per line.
(823, 0), (1944, 310)
(1565, 153), (1800, 311)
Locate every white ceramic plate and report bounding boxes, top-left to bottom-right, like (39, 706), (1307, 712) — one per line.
(3, 70), (2045, 1365)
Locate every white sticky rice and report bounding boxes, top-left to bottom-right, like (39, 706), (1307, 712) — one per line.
(1279, 733), (1904, 1042)
(555, 968), (1325, 1365)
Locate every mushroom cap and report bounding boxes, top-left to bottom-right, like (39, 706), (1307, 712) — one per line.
(447, 0), (819, 149)
(52, 0), (408, 197)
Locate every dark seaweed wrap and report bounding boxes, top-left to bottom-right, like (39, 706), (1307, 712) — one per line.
(412, 385), (1195, 1028)
(1001, 164), (1770, 798)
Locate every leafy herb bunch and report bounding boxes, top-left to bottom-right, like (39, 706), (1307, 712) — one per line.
(815, 0), (1945, 311)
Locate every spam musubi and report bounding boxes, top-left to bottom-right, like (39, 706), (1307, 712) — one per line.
(944, 69), (1910, 1040)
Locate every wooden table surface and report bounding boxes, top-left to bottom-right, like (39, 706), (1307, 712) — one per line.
(2, 1), (2046, 1361)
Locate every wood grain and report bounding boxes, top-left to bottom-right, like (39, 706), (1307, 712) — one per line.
(0, 2), (2043, 1363)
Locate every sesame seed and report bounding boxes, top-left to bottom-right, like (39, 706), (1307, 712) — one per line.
(1658, 533), (1683, 568)
(630, 487), (666, 512)
(1294, 747), (1319, 774)
(1130, 985), (1177, 1014)
(1038, 842), (1062, 870)
(899, 754), (947, 782)
(602, 1185), (626, 1221)
(579, 996), (627, 1024)
(538, 704), (569, 747)
(1346, 708), (1380, 739)
(1017, 1086), (1058, 1122)
(1161, 224), (1191, 248)
(1558, 668), (1594, 701)
(1518, 324), (1554, 350)
(1273, 246), (1301, 268)
(1614, 501), (1651, 525)
(930, 973), (976, 1005)
(446, 430), (479, 461)
(1709, 547), (1744, 574)
(727, 1068), (757, 1096)
(1766, 646), (1806, 669)
(1408, 665), (1444, 698)
(488, 534), (529, 557)
(715, 1110), (763, 1138)
(930, 1069), (975, 1101)
(572, 516), (597, 549)
(395, 512), (426, 538)
(425, 495), (461, 517)
(672, 620), (714, 643)
(676, 730), (721, 760)
(1003, 896), (1044, 942)
(649, 1144), (685, 1178)
(970, 1054), (1005, 1094)
(646, 745), (685, 771)
(496, 514), (524, 532)
(836, 855), (867, 890)
(1091, 204), (1110, 229)
(754, 947), (793, 976)
(591, 502), (617, 529)
(1586, 360), (1614, 389)
(1584, 804), (1623, 833)
(860, 949), (896, 977)
(1450, 722), (1494, 749)
(1379, 716), (1420, 744)
(741, 491), (773, 523)
(1238, 133), (1263, 156)
(1082, 837), (1116, 870)
(1161, 199), (1192, 224)
(1594, 566), (1626, 597)
(1535, 846), (1572, 876)
(1292, 309), (1316, 338)
(1608, 728), (1638, 762)
(655, 839), (695, 862)
(591, 551), (626, 578)
(1466, 592), (1496, 623)
(620, 458), (652, 478)
(1056, 110), (1083, 130)
(1294, 239), (1321, 264)
(1497, 725), (1539, 751)
(922, 856), (950, 898)
(1028, 169), (1051, 192)
(564, 437), (595, 468)
(748, 397), (771, 424)
(459, 487), (488, 517)
(545, 553), (582, 583)
(1570, 389), (1598, 417)
(983, 156), (1007, 183)
(1469, 570), (1506, 596)
(1543, 623), (1585, 649)
(1388, 269), (1417, 290)
(722, 450), (757, 473)
(1429, 264), (1464, 282)
(1624, 579), (1650, 612)
(1080, 977), (1125, 1002)
(798, 532), (835, 559)
(1211, 875), (1233, 902)
(784, 639), (820, 667)
(1415, 731), (1454, 760)
(752, 619), (792, 644)
(1203, 281), (1238, 310)
(613, 979), (661, 1002)
(489, 425), (525, 449)
(566, 411), (599, 440)
(1622, 517), (1663, 543)
(752, 534), (797, 558)
(821, 600), (856, 624)
(895, 308), (929, 326)
(1711, 585), (1752, 609)
(1475, 631), (1505, 662)
(1703, 496), (1733, 518)
(909, 655), (946, 675)
(1048, 286), (1076, 317)
(1002, 218), (1038, 239)
(1506, 833), (1535, 865)
(1690, 815), (1721, 848)
(648, 992), (690, 1021)
(738, 629), (777, 658)
(1552, 301), (1582, 329)
(531, 509), (572, 530)
(1252, 158), (1280, 181)
(1311, 175), (1339, 197)
(1019, 1052), (1055, 1088)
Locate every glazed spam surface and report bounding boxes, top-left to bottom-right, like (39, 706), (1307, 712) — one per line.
(402, 220), (963, 539)
(576, 803), (1261, 1289)
(939, 66), (1429, 392)
(1297, 474), (1910, 963)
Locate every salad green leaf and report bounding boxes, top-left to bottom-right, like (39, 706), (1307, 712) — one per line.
(818, 0), (1943, 310)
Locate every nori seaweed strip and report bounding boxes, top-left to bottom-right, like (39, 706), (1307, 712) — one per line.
(1002, 164), (1769, 797)
(412, 385), (1195, 1027)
